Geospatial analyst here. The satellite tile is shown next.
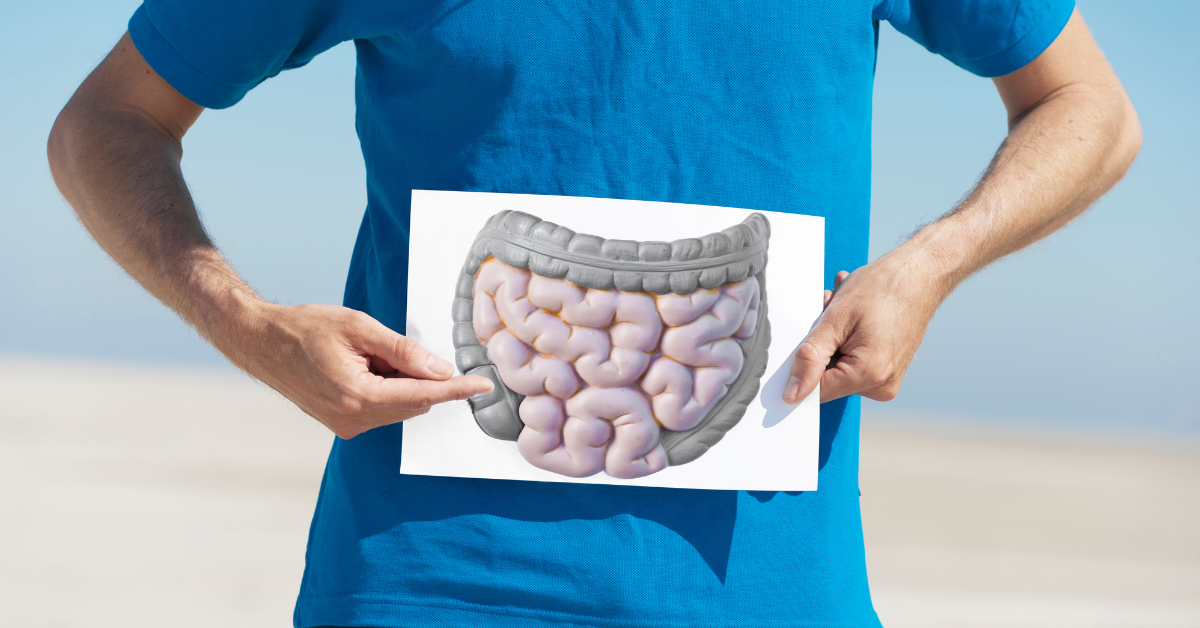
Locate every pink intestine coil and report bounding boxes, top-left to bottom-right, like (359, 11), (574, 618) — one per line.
(474, 258), (761, 478)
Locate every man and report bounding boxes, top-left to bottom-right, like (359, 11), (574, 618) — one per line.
(48, 0), (1139, 625)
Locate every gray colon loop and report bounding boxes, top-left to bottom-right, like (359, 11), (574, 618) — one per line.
(451, 210), (772, 477)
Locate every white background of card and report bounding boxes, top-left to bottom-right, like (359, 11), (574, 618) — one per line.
(401, 191), (824, 491)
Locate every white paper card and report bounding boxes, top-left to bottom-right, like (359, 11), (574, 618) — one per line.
(401, 191), (823, 491)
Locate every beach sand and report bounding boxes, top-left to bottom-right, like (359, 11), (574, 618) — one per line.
(1, 356), (1196, 627)
(861, 417), (1200, 627)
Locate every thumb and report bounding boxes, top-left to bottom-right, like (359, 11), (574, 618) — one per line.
(782, 314), (845, 404)
(356, 316), (455, 380)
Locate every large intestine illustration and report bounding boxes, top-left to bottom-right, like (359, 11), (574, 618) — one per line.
(451, 211), (771, 478)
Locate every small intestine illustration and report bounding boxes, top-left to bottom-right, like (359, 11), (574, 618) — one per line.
(451, 210), (771, 478)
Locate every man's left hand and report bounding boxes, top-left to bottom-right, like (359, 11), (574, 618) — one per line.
(782, 249), (945, 405)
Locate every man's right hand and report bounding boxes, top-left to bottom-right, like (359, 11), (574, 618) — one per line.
(230, 303), (493, 440)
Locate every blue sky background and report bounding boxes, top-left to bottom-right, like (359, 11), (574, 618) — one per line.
(2, 1), (1196, 433)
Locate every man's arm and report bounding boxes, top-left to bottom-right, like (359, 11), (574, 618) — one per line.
(783, 9), (1141, 404)
(48, 33), (492, 438)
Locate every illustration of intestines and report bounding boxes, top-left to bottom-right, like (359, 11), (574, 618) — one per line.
(452, 211), (771, 479)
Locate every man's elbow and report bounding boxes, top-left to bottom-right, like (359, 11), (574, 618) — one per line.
(1119, 99), (1142, 170)
(47, 103), (78, 197)
(47, 96), (105, 205)
(1108, 93), (1142, 182)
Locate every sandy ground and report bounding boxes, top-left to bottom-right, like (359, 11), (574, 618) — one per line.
(1, 356), (1196, 627)
(861, 418), (1200, 627)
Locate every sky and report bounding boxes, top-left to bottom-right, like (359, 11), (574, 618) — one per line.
(1, 1), (1196, 434)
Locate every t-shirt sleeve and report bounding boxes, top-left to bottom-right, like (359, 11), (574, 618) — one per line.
(873, 0), (1075, 77)
(128, 0), (348, 109)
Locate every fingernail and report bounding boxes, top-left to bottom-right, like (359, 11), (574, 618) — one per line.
(783, 377), (802, 403)
(426, 354), (453, 376)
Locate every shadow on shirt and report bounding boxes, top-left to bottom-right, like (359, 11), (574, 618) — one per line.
(328, 397), (848, 584)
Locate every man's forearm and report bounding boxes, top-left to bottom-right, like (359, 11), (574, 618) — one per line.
(897, 91), (1140, 301)
(48, 75), (260, 357)
(892, 15), (1142, 302)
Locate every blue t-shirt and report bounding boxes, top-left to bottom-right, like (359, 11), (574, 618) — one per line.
(129, 0), (1073, 625)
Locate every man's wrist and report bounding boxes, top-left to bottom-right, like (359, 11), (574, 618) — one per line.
(173, 248), (272, 352)
(886, 211), (986, 302)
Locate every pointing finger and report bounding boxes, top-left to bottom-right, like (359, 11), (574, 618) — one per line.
(365, 373), (494, 412)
